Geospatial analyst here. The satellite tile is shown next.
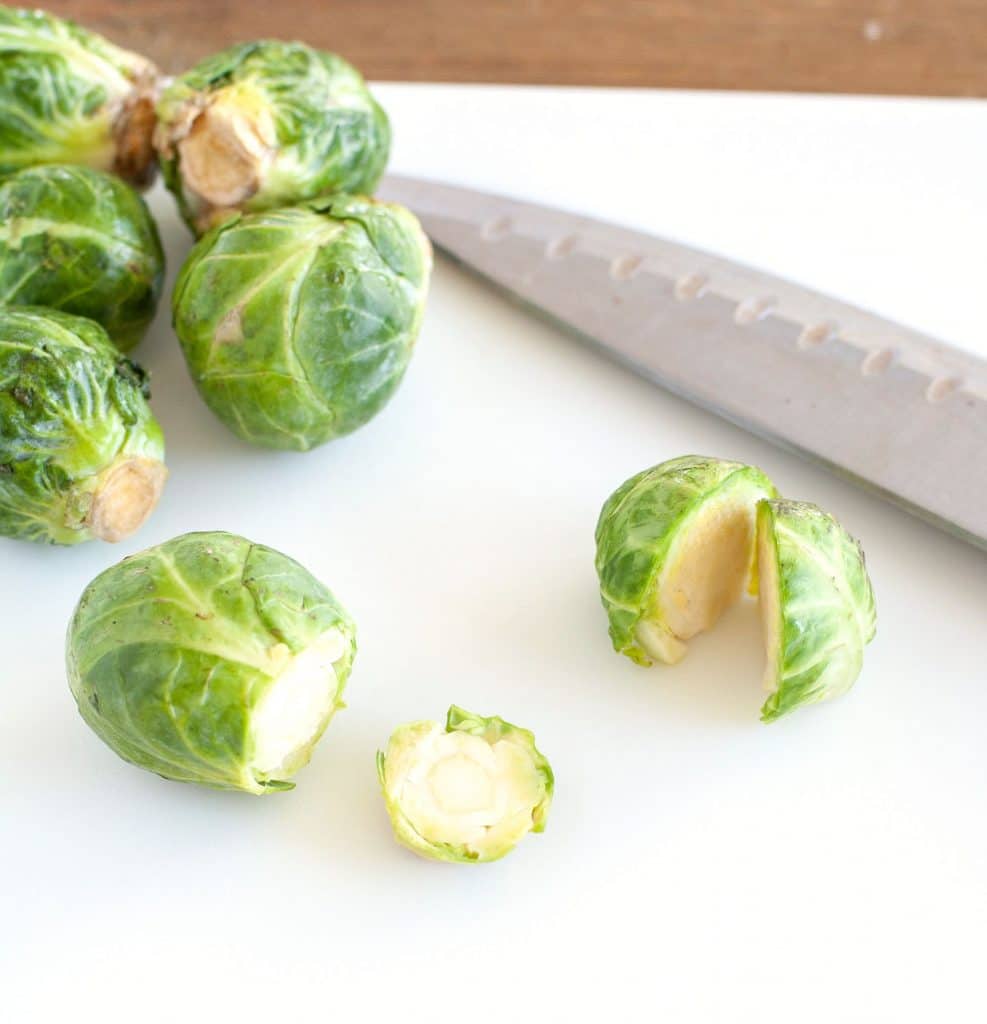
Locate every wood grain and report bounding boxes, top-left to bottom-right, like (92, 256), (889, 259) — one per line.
(40, 0), (987, 96)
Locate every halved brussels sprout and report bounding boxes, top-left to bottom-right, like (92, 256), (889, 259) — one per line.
(0, 7), (158, 186)
(595, 455), (777, 665)
(155, 40), (390, 234)
(172, 194), (431, 451)
(595, 455), (876, 720)
(0, 164), (164, 351)
(67, 531), (357, 793)
(758, 499), (876, 722)
(378, 706), (554, 864)
(0, 307), (165, 545)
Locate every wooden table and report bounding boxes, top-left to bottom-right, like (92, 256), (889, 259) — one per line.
(42, 0), (986, 96)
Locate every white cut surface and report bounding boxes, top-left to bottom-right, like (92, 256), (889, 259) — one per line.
(250, 627), (347, 778)
(757, 517), (782, 694)
(88, 456), (167, 543)
(635, 618), (687, 665)
(393, 726), (543, 858)
(178, 88), (276, 207)
(646, 485), (761, 663)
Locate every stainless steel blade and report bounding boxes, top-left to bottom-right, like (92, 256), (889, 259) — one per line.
(378, 174), (987, 549)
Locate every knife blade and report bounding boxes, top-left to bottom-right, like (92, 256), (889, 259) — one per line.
(377, 174), (987, 550)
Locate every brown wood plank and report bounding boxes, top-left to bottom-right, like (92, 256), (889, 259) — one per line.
(39, 0), (987, 96)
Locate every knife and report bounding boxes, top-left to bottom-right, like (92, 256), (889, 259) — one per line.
(377, 174), (987, 550)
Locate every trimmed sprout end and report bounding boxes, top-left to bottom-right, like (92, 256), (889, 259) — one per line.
(110, 69), (160, 188)
(176, 89), (276, 217)
(378, 707), (554, 863)
(87, 456), (167, 543)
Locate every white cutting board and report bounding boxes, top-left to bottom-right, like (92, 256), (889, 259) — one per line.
(4, 86), (986, 1023)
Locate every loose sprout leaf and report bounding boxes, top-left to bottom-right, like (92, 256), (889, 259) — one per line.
(595, 455), (777, 665)
(757, 499), (876, 722)
(172, 197), (431, 451)
(378, 707), (554, 863)
(66, 530), (357, 793)
(0, 164), (164, 351)
(0, 7), (158, 185)
(155, 40), (390, 233)
(0, 306), (165, 544)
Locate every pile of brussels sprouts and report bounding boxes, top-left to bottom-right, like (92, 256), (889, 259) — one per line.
(0, 6), (431, 547)
(1, 8), (875, 865)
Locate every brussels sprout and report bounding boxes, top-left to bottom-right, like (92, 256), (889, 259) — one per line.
(757, 499), (876, 722)
(596, 456), (877, 721)
(0, 307), (165, 544)
(172, 194), (431, 451)
(0, 7), (158, 186)
(155, 40), (390, 234)
(378, 706), (554, 864)
(595, 455), (778, 665)
(67, 531), (357, 793)
(0, 164), (164, 351)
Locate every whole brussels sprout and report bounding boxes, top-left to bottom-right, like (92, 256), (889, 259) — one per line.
(155, 40), (390, 234)
(378, 707), (554, 864)
(757, 499), (876, 722)
(0, 6), (158, 186)
(172, 194), (431, 451)
(595, 455), (777, 665)
(0, 164), (164, 351)
(67, 531), (357, 793)
(0, 307), (165, 545)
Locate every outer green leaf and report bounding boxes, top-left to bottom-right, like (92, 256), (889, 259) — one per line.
(757, 499), (876, 722)
(171, 195), (431, 451)
(378, 706), (554, 864)
(0, 306), (165, 544)
(155, 39), (390, 233)
(66, 530), (357, 793)
(0, 164), (164, 350)
(595, 455), (777, 664)
(0, 6), (158, 184)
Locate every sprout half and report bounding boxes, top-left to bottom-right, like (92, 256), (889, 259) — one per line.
(757, 499), (876, 722)
(0, 307), (165, 544)
(0, 7), (158, 186)
(595, 455), (777, 665)
(155, 40), (390, 234)
(67, 531), (357, 793)
(0, 165), (164, 351)
(172, 194), (431, 451)
(378, 707), (554, 863)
